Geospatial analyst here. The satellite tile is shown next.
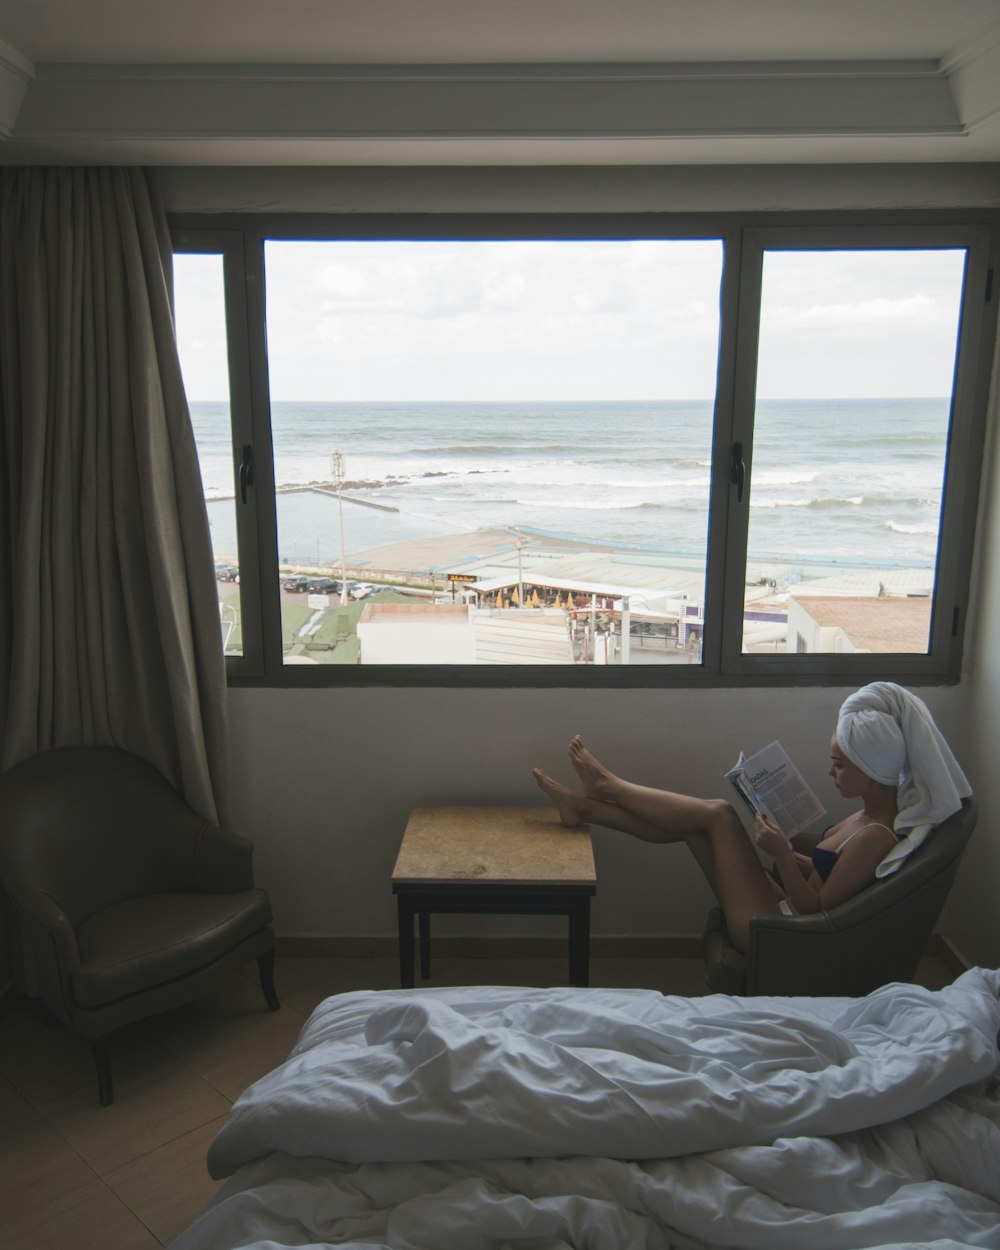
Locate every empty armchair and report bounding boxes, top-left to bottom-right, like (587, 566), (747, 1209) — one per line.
(703, 797), (977, 997)
(0, 745), (278, 1105)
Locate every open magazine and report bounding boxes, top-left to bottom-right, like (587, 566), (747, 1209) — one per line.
(725, 740), (826, 839)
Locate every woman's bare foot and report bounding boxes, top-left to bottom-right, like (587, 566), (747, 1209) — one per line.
(532, 768), (586, 828)
(568, 736), (616, 802)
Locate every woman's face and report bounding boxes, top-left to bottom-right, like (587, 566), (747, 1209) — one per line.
(828, 737), (872, 798)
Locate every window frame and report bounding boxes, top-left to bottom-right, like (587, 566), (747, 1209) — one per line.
(721, 221), (997, 683)
(172, 228), (272, 677)
(169, 210), (999, 689)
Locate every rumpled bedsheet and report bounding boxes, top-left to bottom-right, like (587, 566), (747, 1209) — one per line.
(171, 968), (1000, 1249)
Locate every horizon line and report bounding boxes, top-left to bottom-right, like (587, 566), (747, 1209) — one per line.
(187, 394), (951, 405)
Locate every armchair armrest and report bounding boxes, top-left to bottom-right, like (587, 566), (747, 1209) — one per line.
(749, 910), (836, 940)
(9, 886), (82, 1021)
(14, 885), (81, 963)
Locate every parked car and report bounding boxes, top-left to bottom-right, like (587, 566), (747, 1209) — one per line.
(215, 563), (239, 581)
(305, 576), (341, 595)
(349, 582), (375, 599)
(282, 574), (310, 592)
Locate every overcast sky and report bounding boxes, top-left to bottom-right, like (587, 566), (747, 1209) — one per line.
(173, 240), (965, 403)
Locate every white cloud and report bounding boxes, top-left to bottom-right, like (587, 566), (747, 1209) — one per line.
(255, 238), (726, 399)
(775, 293), (943, 327)
(173, 239), (967, 402)
(755, 250), (965, 397)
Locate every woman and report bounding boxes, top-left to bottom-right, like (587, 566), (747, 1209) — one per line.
(533, 682), (970, 955)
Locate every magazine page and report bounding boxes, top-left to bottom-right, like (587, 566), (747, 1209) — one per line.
(726, 740), (826, 838)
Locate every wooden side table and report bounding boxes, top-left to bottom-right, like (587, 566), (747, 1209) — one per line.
(391, 805), (596, 988)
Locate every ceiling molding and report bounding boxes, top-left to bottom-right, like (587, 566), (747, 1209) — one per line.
(8, 60), (963, 150)
(25, 58), (949, 82)
(0, 37), (31, 139)
(0, 36), (32, 77)
(940, 16), (1000, 74)
(943, 23), (1000, 130)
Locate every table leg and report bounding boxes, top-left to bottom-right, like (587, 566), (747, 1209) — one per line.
(418, 910), (430, 980)
(397, 895), (415, 989)
(569, 901), (591, 987)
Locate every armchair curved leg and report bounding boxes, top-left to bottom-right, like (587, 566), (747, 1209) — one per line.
(257, 950), (280, 1012)
(92, 1040), (114, 1107)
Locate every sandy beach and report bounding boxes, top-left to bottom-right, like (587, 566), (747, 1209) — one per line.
(346, 528), (596, 579)
(347, 528), (520, 574)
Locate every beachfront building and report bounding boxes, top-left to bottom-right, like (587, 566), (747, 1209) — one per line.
(787, 596), (933, 656)
(272, 544), (944, 665)
(739, 565), (938, 654)
(356, 603), (575, 664)
(321, 575), (935, 663)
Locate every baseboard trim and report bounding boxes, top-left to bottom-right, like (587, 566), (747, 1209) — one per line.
(277, 932), (967, 972)
(926, 933), (970, 977)
(276, 934), (704, 960)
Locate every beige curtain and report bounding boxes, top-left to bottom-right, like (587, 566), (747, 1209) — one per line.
(0, 167), (227, 823)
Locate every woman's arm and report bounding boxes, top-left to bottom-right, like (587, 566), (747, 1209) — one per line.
(764, 833), (825, 914)
(755, 817), (896, 915)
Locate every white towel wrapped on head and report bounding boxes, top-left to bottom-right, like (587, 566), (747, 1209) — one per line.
(836, 682), (971, 876)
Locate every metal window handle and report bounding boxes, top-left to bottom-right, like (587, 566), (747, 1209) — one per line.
(730, 442), (746, 503)
(239, 444), (255, 504)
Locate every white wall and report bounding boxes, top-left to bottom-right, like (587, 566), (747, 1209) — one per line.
(948, 328), (1000, 970)
(169, 162), (999, 960)
(225, 682), (970, 944)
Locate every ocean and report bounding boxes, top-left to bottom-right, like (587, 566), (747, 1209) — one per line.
(191, 398), (949, 570)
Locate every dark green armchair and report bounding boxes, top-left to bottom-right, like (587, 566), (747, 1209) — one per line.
(0, 745), (278, 1105)
(703, 797), (977, 997)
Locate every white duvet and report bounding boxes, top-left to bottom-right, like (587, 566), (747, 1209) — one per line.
(171, 968), (1000, 1250)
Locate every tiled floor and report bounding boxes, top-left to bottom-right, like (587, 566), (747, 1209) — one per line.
(0, 953), (955, 1249)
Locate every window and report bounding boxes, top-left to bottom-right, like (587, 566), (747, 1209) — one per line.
(174, 251), (245, 657)
(741, 246), (966, 658)
(170, 215), (998, 687)
(261, 237), (722, 669)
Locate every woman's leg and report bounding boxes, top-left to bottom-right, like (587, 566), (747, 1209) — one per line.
(535, 740), (784, 953)
(567, 736), (730, 837)
(532, 769), (668, 841)
(691, 813), (788, 951)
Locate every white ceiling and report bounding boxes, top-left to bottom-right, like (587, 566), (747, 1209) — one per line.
(2, 1), (998, 66)
(2, 1), (1000, 165)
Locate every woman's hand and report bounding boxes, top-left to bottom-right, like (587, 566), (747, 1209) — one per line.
(754, 814), (789, 859)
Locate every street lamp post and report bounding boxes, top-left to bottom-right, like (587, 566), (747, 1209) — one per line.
(330, 451), (348, 606)
(620, 595), (631, 665)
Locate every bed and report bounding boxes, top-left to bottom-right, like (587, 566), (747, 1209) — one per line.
(170, 967), (1000, 1249)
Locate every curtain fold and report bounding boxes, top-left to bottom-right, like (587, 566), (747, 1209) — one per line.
(0, 167), (227, 823)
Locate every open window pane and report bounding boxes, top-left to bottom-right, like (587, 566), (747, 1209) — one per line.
(742, 249), (966, 658)
(262, 238), (723, 667)
(173, 252), (244, 657)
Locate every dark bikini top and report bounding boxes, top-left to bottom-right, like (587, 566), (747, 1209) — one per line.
(811, 822), (897, 883)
